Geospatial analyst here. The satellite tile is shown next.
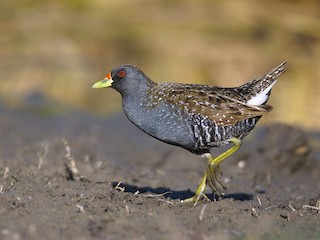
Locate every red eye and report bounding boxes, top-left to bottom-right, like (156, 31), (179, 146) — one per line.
(117, 70), (126, 78)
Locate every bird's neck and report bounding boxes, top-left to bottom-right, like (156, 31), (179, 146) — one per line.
(120, 77), (157, 99)
(120, 79), (157, 128)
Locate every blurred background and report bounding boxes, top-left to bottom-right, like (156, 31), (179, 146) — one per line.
(1, 0), (320, 130)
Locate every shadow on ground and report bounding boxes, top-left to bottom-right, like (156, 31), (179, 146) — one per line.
(111, 182), (254, 201)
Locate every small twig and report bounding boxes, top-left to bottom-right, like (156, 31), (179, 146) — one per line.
(199, 205), (207, 221)
(265, 204), (278, 210)
(256, 195), (263, 207)
(37, 142), (49, 170)
(62, 138), (80, 181)
(288, 202), (296, 212)
(303, 205), (320, 212)
(76, 204), (85, 213)
(114, 181), (125, 192)
(251, 208), (259, 218)
(143, 191), (172, 198)
(3, 167), (9, 178)
(125, 205), (130, 213)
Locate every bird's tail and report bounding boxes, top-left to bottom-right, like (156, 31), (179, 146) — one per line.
(239, 61), (287, 106)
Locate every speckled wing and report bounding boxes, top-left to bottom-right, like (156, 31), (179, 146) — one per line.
(147, 83), (272, 126)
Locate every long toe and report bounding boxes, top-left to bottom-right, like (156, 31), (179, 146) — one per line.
(181, 193), (211, 206)
(206, 165), (227, 197)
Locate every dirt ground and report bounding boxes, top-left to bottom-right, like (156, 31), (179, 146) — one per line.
(0, 107), (319, 240)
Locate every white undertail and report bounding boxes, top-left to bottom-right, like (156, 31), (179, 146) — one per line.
(246, 81), (277, 105)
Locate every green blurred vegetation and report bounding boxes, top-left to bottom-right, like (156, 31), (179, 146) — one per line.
(1, 0), (320, 129)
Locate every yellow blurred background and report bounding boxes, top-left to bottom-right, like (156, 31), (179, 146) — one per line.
(1, 0), (320, 129)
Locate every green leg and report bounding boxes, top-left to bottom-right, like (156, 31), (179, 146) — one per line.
(206, 138), (242, 195)
(181, 138), (242, 205)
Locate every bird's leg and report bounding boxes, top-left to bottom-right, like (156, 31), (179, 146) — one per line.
(181, 138), (241, 206)
(180, 170), (211, 206)
(206, 138), (242, 196)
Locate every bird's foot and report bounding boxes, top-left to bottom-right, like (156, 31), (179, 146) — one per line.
(181, 171), (210, 206)
(181, 192), (211, 206)
(206, 164), (227, 197)
(205, 137), (242, 197)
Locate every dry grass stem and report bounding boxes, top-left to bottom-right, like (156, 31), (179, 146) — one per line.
(37, 142), (48, 170)
(143, 191), (172, 198)
(62, 138), (80, 181)
(114, 181), (125, 192)
(3, 167), (9, 178)
(199, 205), (207, 221)
(251, 208), (259, 218)
(76, 204), (85, 213)
(288, 202), (296, 212)
(302, 205), (320, 212)
(256, 195), (263, 207)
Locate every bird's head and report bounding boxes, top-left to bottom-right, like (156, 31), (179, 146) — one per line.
(92, 64), (153, 95)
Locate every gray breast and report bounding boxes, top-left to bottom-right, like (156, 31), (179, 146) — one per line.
(122, 99), (195, 148)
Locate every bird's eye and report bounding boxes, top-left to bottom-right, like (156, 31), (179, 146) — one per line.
(117, 70), (126, 78)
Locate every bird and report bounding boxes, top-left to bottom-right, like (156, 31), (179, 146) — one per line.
(92, 61), (286, 205)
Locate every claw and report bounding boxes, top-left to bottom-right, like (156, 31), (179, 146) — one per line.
(181, 193), (211, 206)
(206, 164), (227, 197)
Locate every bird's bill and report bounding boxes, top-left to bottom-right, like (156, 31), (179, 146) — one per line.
(92, 73), (113, 88)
